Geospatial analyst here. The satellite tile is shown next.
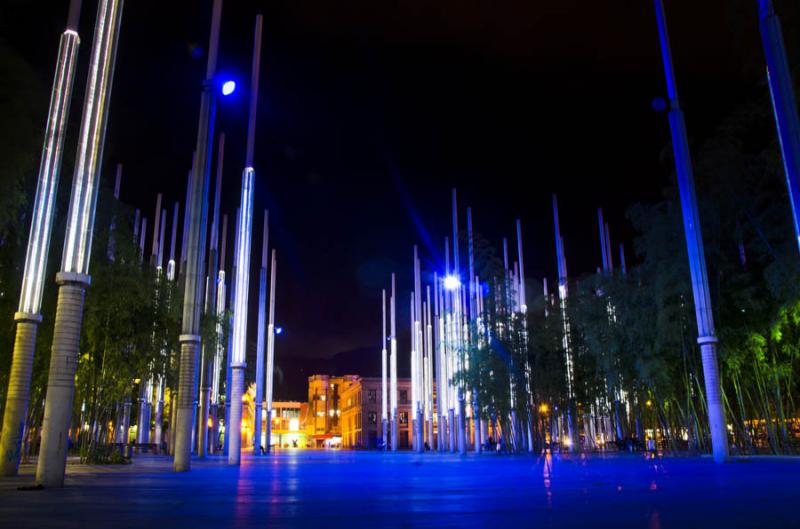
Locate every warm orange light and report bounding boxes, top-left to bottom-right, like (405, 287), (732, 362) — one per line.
(539, 403), (549, 414)
(646, 400), (652, 407)
(208, 418), (213, 428)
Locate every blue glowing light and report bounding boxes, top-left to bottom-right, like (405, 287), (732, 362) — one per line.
(275, 326), (283, 335)
(221, 80), (236, 96)
(444, 275), (461, 291)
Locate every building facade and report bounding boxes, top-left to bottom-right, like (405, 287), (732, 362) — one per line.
(340, 376), (413, 449)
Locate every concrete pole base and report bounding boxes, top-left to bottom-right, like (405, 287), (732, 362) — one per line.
(699, 339), (729, 463)
(174, 335), (200, 472)
(36, 275), (89, 487)
(0, 314), (41, 476)
(448, 409), (456, 453)
(227, 366), (244, 465)
(264, 408), (272, 454)
(391, 413), (398, 452)
(197, 386), (210, 458)
(253, 403), (262, 455)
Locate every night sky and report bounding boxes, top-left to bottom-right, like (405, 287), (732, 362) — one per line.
(2, 0), (797, 399)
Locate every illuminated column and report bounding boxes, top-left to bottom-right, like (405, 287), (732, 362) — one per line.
(223, 209), (240, 457)
(210, 214), (228, 453)
(516, 219), (534, 452)
(253, 211), (268, 454)
(35, 0), (123, 488)
(0, 0), (82, 478)
(452, 190), (467, 455)
(468, 209), (481, 454)
(265, 249), (277, 453)
(654, 0), (728, 462)
(228, 14), (263, 465)
(434, 275), (446, 451)
(167, 202), (179, 281)
(381, 289), (388, 450)
(552, 195), (576, 452)
(425, 289), (435, 451)
(174, 0), (222, 473)
(758, 0), (800, 252)
(598, 208), (609, 272)
(390, 274), (398, 452)
(197, 134), (224, 458)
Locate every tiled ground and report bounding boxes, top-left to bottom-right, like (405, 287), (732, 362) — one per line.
(0, 450), (798, 528)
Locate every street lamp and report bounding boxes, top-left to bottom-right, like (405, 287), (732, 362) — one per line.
(220, 80), (236, 96)
(443, 274), (460, 291)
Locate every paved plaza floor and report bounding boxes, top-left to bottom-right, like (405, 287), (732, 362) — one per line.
(0, 450), (798, 528)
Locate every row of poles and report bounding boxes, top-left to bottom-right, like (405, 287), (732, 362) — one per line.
(376, 0), (800, 463)
(0, 0), (799, 485)
(0, 0), (283, 486)
(380, 189), (533, 454)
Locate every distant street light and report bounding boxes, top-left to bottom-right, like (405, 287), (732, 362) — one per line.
(443, 274), (460, 291)
(221, 80), (236, 96)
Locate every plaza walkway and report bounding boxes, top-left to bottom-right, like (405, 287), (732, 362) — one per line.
(0, 450), (798, 528)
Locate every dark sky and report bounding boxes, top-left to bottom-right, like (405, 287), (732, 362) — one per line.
(2, 0), (797, 397)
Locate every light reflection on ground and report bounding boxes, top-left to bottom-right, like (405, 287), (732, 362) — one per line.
(0, 451), (798, 528)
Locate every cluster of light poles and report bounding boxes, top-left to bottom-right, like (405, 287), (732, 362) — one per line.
(1, 0), (800, 485)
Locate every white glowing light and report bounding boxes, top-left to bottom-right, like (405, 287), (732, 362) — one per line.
(443, 274), (461, 291)
(231, 168), (255, 366)
(62, 0), (122, 275)
(18, 30), (80, 314)
(221, 80), (236, 96)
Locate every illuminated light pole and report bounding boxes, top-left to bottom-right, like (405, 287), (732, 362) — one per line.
(425, 288), (434, 452)
(153, 208), (167, 452)
(467, 208), (481, 454)
(390, 273), (398, 452)
(253, 211), (268, 454)
(451, 190), (467, 456)
(381, 289), (388, 450)
(167, 203), (179, 281)
(0, 0), (83, 478)
(197, 133), (225, 458)
(758, 0), (800, 253)
(413, 246), (424, 452)
(516, 219), (534, 453)
(552, 194), (576, 452)
(443, 238), (456, 453)
(228, 14), (263, 465)
(598, 208), (610, 272)
(264, 249), (277, 453)
(223, 209), (240, 457)
(210, 213), (228, 453)
(434, 273), (446, 451)
(653, 0), (728, 462)
(35, 0), (123, 488)
(173, 0), (222, 473)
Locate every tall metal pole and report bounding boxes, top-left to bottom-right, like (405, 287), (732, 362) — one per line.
(390, 273), (398, 451)
(36, 0), (123, 487)
(552, 195), (576, 452)
(467, 208), (481, 454)
(228, 14), (263, 465)
(0, 0), (83, 477)
(654, 0), (728, 462)
(174, 0), (222, 472)
(381, 289), (388, 450)
(264, 249), (277, 453)
(452, 190), (466, 455)
(253, 211), (268, 453)
(758, 0), (800, 252)
(197, 133), (224, 458)
(210, 213), (227, 453)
